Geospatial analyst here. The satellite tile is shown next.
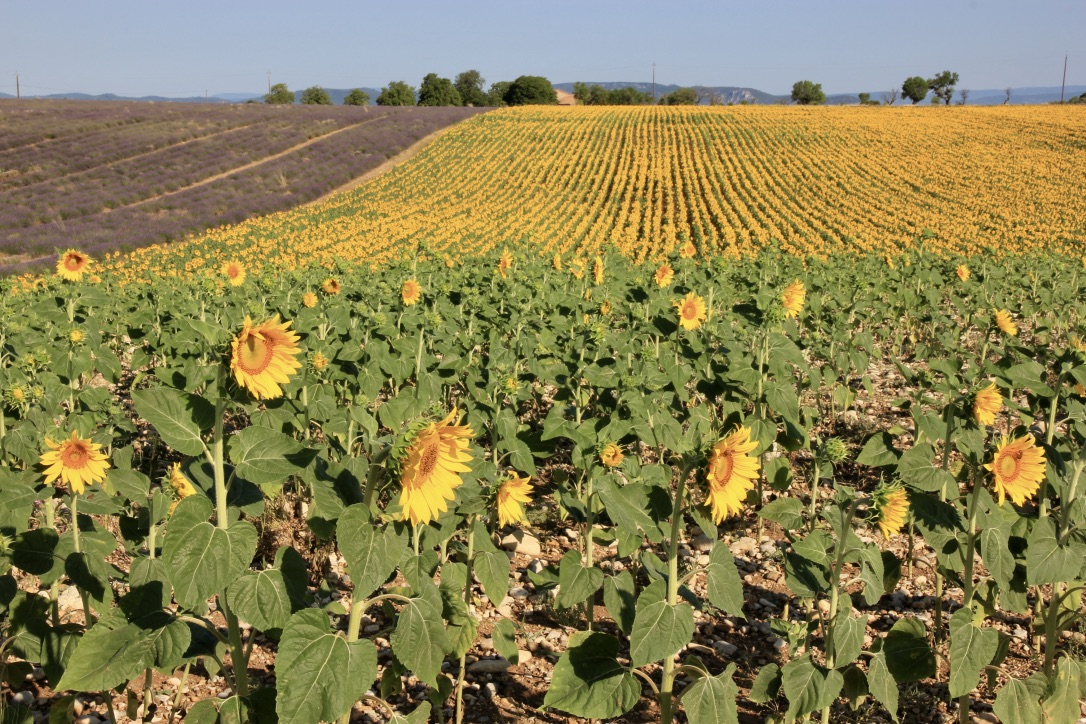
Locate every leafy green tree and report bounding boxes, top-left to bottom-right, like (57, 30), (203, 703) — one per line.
(376, 81), (416, 106)
(660, 87), (698, 105)
(486, 81), (511, 107)
(902, 76), (929, 104)
(454, 70), (488, 107)
(343, 88), (370, 106)
(264, 83), (293, 105)
(504, 75), (558, 105)
(790, 80), (825, 105)
(610, 87), (651, 105)
(300, 86), (332, 105)
(418, 73), (462, 106)
(928, 70), (960, 105)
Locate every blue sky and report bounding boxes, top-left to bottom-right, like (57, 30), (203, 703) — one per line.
(1, 0), (1082, 97)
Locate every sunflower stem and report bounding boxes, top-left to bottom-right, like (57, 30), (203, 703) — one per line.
(957, 469), (983, 724)
(69, 492), (95, 627)
(659, 459), (694, 724)
(584, 476), (595, 632)
(454, 515), (476, 724)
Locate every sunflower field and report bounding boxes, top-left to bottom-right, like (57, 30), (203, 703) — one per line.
(2, 105), (1086, 724)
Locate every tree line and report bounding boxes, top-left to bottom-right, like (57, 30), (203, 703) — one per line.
(790, 70), (964, 106)
(263, 72), (560, 107)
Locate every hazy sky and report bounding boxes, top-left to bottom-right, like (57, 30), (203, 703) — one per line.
(1, 0), (1082, 98)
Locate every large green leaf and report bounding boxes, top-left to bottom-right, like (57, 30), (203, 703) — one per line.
(228, 427), (317, 485)
(882, 617), (935, 683)
(225, 570), (292, 631)
(163, 496), (252, 609)
(897, 443), (954, 493)
(275, 609), (376, 724)
(831, 612), (866, 669)
(132, 387), (214, 456)
(336, 505), (406, 600)
(705, 544), (746, 619)
(555, 550), (603, 609)
(602, 570), (636, 635)
(474, 550), (511, 608)
(55, 610), (155, 691)
(628, 581), (694, 668)
(682, 664), (739, 724)
(543, 631), (640, 719)
(391, 596), (449, 687)
(782, 654), (843, 719)
(948, 608), (1000, 698)
(1042, 657), (1082, 724)
(992, 678), (1042, 724)
(1026, 516), (1086, 586)
(867, 652), (899, 722)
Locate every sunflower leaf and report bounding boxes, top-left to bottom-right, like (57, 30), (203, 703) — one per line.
(132, 387), (214, 456)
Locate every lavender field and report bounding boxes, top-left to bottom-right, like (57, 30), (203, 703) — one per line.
(0, 100), (487, 273)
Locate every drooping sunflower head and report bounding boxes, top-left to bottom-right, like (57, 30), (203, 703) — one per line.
(570, 258), (586, 280)
(223, 261), (246, 287)
(956, 265), (969, 282)
(654, 263), (674, 288)
(972, 382), (1002, 426)
(301, 291), (318, 308)
(678, 241), (697, 259)
(985, 434), (1045, 506)
(552, 253), (563, 271)
(40, 431), (110, 494)
(168, 462), (197, 499)
(397, 411), (475, 526)
(706, 426), (760, 523)
(599, 300), (611, 316)
(674, 292), (708, 331)
(498, 249), (513, 278)
(401, 278), (422, 306)
(781, 279), (806, 319)
(599, 442), (624, 468)
(593, 256), (605, 285)
(229, 315), (303, 399)
(993, 309), (1018, 337)
(56, 250), (91, 282)
(321, 278), (341, 295)
(871, 482), (909, 539)
(496, 471), (533, 528)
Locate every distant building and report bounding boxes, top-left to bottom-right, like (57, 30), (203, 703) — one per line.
(555, 89), (577, 106)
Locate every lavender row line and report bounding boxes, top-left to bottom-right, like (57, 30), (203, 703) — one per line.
(0, 107), (486, 273)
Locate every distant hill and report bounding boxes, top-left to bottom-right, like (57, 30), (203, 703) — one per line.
(2, 84), (1082, 106)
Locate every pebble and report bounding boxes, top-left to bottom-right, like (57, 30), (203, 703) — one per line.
(527, 559), (545, 573)
(915, 575), (929, 586)
(564, 528), (579, 541)
(510, 587), (530, 600)
(364, 624), (380, 633)
(772, 637), (787, 652)
(712, 641), (738, 656)
(483, 682), (498, 699)
(11, 691), (34, 707)
(75, 717), (100, 724)
(499, 530), (542, 557)
(1013, 627), (1028, 640)
(730, 536), (758, 556)
(696, 554), (711, 566)
(690, 533), (714, 552)
(217, 689), (233, 699)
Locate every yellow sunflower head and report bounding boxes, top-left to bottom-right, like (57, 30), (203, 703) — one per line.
(552, 253), (563, 271)
(993, 309), (1018, 337)
(398, 411), (475, 526)
(169, 462), (197, 499)
(229, 315), (303, 399)
(674, 292), (708, 331)
(985, 435), (1045, 506)
(599, 442), (624, 468)
(781, 279), (806, 319)
(654, 263), (674, 288)
(40, 431), (110, 494)
(311, 351), (329, 371)
(871, 482), (909, 539)
(322, 278), (341, 295)
(956, 265), (969, 282)
(498, 249), (513, 278)
(69, 328), (85, 344)
(401, 279), (422, 306)
(972, 382), (1002, 427)
(223, 261), (246, 287)
(593, 256), (605, 285)
(496, 471), (533, 527)
(599, 300), (611, 315)
(56, 250), (91, 282)
(302, 291), (318, 308)
(679, 241), (697, 259)
(706, 426), (760, 523)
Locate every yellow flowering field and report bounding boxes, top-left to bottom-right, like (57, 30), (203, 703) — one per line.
(61, 104), (1086, 287)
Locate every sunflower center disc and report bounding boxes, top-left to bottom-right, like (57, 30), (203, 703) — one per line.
(998, 451), (1020, 481)
(240, 337), (274, 374)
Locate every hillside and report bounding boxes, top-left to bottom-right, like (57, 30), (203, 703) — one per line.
(0, 100), (486, 274)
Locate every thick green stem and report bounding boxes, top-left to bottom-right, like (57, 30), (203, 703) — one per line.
(143, 666), (154, 714)
(584, 478), (595, 631)
(1043, 458), (1083, 677)
(454, 518), (477, 724)
(70, 494), (95, 626)
(935, 403), (956, 645)
(1038, 380), (1062, 518)
(43, 498), (60, 626)
(820, 499), (857, 724)
(659, 463), (691, 724)
(957, 474), (983, 724)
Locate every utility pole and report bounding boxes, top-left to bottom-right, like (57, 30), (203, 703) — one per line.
(15, 72), (19, 99)
(267, 71), (272, 91)
(652, 62), (656, 104)
(1061, 53), (1068, 103)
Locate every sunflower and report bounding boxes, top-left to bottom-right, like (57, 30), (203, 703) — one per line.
(40, 431), (110, 494)
(994, 309), (1018, 337)
(678, 241), (697, 259)
(498, 249), (513, 279)
(69, 329), (85, 344)
(781, 280), (806, 319)
(311, 351), (329, 371)
(593, 256), (605, 285)
(956, 265), (970, 282)
(496, 472), (533, 527)
(168, 462), (197, 499)
(872, 482), (909, 538)
(444, 255), (457, 268)
(321, 278), (341, 295)
(552, 253), (563, 271)
(985, 435), (1045, 506)
(223, 261), (246, 287)
(230, 315), (303, 399)
(972, 382), (1002, 426)
(56, 250), (91, 282)
(570, 259), (586, 280)
(402, 278), (422, 306)
(706, 426), (760, 523)
(398, 411), (475, 526)
(599, 442), (624, 468)
(654, 263), (674, 287)
(599, 300), (611, 315)
(675, 292), (707, 330)
(301, 291), (318, 308)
